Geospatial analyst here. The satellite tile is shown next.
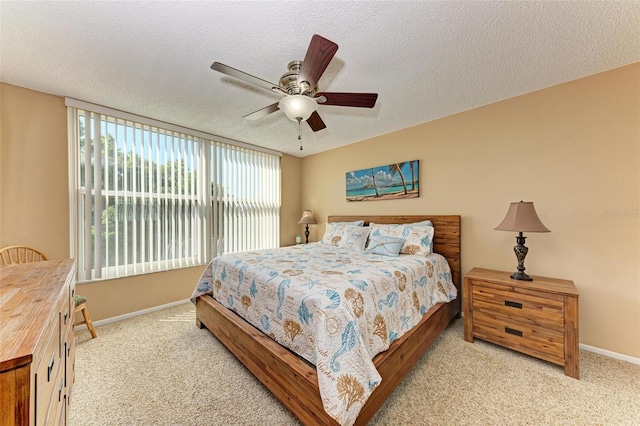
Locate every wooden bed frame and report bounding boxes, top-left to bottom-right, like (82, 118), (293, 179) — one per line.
(196, 215), (461, 425)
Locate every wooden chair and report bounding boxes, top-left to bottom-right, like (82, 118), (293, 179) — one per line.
(74, 294), (97, 338)
(0, 245), (48, 265)
(0, 245), (97, 338)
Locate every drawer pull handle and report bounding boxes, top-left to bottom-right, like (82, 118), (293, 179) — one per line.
(47, 354), (55, 382)
(505, 300), (523, 309)
(64, 312), (68, 325)
(59, 380), (64, 402)
(505, 327), (523, 337)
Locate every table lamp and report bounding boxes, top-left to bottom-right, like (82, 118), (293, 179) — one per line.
(495, 201), (550, 281)
(297, 210), (316, 244)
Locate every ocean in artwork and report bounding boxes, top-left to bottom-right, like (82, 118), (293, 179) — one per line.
(346, 160), (419, 202)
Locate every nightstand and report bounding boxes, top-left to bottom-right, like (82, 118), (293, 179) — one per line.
(463, 267), (579, 379)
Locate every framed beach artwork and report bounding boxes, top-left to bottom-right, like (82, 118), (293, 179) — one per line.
(346, 160), (419, 201)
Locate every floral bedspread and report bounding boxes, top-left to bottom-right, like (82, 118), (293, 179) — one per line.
(190, 243), (457, 425)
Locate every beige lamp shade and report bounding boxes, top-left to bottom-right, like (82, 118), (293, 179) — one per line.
(495, 201), (550, 233)
(297, 210), (316, 225)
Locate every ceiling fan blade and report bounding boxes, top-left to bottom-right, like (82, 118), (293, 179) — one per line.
(211, 62), (285, 94)
(298, 35), (338, 93)
(315, 92), (378, 108)
(306, 111), (326, 132)
(243, 103), (280, 120)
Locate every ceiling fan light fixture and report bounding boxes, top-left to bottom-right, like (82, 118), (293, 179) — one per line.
(278, 94), (318, 122)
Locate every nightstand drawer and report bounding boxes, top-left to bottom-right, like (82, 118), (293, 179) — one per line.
(471, 280), (564, 329)
(473, 310), (564, 361)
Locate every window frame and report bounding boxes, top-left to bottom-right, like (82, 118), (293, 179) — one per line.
(67, 98), (281, 283)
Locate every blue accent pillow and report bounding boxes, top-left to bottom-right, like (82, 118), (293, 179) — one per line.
(369, 220), (435, 254)
(365, 235), (405, 257)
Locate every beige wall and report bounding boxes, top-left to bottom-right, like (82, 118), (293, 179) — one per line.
(280, 153), (303, 245)
(301, 64), (640, 358)
(0, 83), (302, 321)
(1, 83), (70, 259)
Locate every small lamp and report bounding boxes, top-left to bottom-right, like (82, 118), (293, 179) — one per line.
(495, 201), (550, 281)
(297, 210), (316, 244)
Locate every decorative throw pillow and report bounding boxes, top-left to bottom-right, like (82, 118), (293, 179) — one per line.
(409, 220), (434, 252)
(410, 220), (433, 227)
(332, 220), (365, 226)
(339, 226), (371, 252)
(321, 223), (346, 246)
(369, 223), (410, 239)
(365, 234), (405, 257)
(369, 221), (435, 255)
(400, 224), (435, 256)
(321, 221), (365, 245)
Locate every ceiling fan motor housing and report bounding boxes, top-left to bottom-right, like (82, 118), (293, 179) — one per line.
(280, 60), (314, 95)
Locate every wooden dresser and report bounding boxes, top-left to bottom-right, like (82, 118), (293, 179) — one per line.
(463, 267), (579, 378)
(0, 259), (76, 425)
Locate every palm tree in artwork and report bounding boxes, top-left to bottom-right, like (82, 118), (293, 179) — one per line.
(388, 163), (408, 195)
(408, 161), (416, 191)
(370, 168), (380, 197)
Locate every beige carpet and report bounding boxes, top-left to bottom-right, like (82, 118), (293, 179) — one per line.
(69, 302), (640, 425)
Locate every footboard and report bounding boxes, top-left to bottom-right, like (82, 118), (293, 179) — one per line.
(196, 294), (458, 425)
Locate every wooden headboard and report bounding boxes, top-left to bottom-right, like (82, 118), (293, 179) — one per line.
(327, 215), (462, 310)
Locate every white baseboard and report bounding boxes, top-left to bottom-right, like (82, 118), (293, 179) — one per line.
(580, 343), (640, 365)
(76, 301), (640, 365)
(75, 299), (191, 330)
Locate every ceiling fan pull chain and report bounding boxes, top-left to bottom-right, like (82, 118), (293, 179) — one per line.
(297, 117), (303, 150)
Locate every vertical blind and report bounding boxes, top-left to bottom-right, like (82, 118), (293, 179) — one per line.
(67, 101), (280, 282)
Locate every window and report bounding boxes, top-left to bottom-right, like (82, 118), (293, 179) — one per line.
(67, 99), (280, 282)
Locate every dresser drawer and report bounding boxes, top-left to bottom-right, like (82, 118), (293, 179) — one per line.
(62, 293), (72, 336)
(471, 280), (564, 329)
(473, 310), (564, 361)
(67, 335), (76, 400)
(50, 371), (66, 426)
(65, 325), (75, 385)
(35, 319), (61, 425)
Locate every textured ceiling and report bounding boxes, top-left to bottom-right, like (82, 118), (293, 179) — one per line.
(1, 1), (639, 157)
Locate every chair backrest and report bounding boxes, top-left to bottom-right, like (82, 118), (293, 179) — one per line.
(0, 245), (48, 265)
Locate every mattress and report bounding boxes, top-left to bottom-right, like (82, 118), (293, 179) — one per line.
(191, 242), (456, 425)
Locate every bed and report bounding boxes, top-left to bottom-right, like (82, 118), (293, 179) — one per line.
(193, 215), (461, 425)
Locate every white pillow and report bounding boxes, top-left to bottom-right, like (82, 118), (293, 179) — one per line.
(400, 225), (435, 255)
(321, 220), (365, 245)
(321, 223), (347, 245)
(368, 223), (409, 239)
(332, 220), (365, 226)
(339, 226), (371, 252)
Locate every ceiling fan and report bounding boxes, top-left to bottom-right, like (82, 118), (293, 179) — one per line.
(211, 34), (378, 146)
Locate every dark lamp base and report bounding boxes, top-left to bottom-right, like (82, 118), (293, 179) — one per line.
(511, 232), (534, 281)
(511, 271), (533, 281)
